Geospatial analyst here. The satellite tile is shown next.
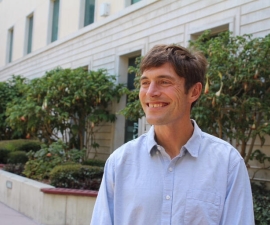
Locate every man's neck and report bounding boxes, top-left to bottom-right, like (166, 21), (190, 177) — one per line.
(154, 119), (194, 159)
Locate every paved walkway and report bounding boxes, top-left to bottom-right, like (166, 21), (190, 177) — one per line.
(0, 201), (39, 225)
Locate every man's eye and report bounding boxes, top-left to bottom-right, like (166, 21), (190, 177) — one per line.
(161, 80), (170, 85)
(141, 81), (149, 85)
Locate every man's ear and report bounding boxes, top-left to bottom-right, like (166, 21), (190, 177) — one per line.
(189, 82), (202, 103)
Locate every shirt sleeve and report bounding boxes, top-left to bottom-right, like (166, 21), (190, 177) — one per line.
(220, 158), (255, 225)
(90, 156), (115, 225)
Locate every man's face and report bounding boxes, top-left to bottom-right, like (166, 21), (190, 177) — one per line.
(139, 63), (192, 126)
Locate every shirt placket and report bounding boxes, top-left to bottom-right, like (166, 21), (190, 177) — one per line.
(158, 146), (175, 225)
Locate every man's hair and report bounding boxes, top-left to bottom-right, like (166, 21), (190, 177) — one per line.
(140, 44), (208, 107)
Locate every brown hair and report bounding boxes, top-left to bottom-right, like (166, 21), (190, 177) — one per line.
(140, 44), (207, 107)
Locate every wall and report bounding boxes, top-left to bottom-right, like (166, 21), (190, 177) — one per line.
(0, 170), (97, 225)
(0, 0), (147, 66)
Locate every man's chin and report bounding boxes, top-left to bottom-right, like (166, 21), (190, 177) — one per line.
(145, 116), (166, 126)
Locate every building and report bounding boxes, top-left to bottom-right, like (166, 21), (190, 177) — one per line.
(0, 0), (270, 181)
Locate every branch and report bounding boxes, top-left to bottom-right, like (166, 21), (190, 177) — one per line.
(251, 165), (270, 180)
(217, 118), (222, 138)
(245, 113), (262, 164)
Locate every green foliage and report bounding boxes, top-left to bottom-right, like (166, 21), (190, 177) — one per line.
(250, 149), (270, 181)
(8, 151), (28, 164)
(251, 182), (270, 225)
(17, 142), (41, 152)
(119, 57), (145, 121)
(250, 149), (270, 164)
(0, 139), (41, 151)
(23, 140), (85, 180)
(50, 164), (103, 190)
(3, 163), (25, 176)
(0, 148), (10, 164)
(82, 158), (106, 167)
(6, 68), (127, 156)
(0, 76), (26, 140)
(189, 31), (270, 164)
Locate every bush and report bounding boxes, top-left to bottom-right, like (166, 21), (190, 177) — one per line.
(252, 182), (270, 225)
(23, 141), (85, 180)
(3, 163), (25, 176)
(0, 139), (41, 151)
(17, 142), (41, 152)
(8, 151), (28, 164)
(82, 159), (105, 167)
(50, 164), (103, 190)
(0, 148), (10, 164)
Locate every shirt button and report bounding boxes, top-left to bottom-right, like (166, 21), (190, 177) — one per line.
(169, 167), (173, 172)
(156, 151), (159, 155)
(166, 195), (171, 200)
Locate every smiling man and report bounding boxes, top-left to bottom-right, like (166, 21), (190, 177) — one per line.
(90, 45), (254, 225)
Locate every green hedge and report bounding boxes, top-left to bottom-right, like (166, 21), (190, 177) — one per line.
(0, 148), (10, 164)
(50, 164), (103, 190)
(8, 151), (28, 164)
(0, 139), (41, 151)
(252, 182), (270, 225)
(82, 159), (106, 167)
(17, 142), (41, 152)
(3, 163), (25, 176)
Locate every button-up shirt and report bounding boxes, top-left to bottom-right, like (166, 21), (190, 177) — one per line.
(90, 120), (254, 225)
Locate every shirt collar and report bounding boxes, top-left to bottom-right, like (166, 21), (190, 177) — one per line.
(146, 126), (157, 154)
(146, 120), (202, 157)
(183, 119), (202, 157)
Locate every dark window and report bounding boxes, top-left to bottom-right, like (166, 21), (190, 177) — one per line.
(27, 15), (34, 54)
(131, 0), (141, 4)
(84, 0), (95, 26)
(8, 28), (14, 63)
(51, 0), (60, 42)
(124, 56), (139, 143)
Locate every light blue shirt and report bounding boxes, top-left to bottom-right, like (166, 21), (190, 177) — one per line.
(91, 120), (254, 225)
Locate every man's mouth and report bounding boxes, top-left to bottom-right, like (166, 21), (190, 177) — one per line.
(147, 103), (169, 108)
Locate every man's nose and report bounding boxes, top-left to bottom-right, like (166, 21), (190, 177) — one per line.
(146, 82), (160, 97)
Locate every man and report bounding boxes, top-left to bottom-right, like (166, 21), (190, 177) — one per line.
(90, 45), (254, 225)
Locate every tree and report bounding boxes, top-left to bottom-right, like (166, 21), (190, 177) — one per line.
(0, 76), (26, 140)
(189, 31), (270, 164)
(6, 68), (127, 156)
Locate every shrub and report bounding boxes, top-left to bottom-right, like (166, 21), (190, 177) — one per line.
(8, 151), (28, 164)
(5, 68), (127, 152)
(252, 182), (270, 225)
(0, 139), (41, 151)
(17, 142), (41, 152)
(3, 163), (25, 176)
(82, 159), (105, 167)
(0, 148), (10, 164)
(23, 141), (85, 180)
(50, 164), (103, 190)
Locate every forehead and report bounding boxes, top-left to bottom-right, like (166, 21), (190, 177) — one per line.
(141, 63), (180, 80)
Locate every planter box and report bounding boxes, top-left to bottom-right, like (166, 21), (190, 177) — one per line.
(0, 170), (97, 225)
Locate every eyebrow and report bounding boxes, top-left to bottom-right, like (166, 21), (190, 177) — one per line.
(140, 74), (175, 81)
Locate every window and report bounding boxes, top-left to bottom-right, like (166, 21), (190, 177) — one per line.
(125, 0), (141, 7)
(26, 15), (34, 54)
(84, 0), (95, 26)
(190, 24), (229, 41)
(131, 0), (141, 4)
(124, 56), (139, 143)
(51, 0), (60, 42)
(82, 65), (89, 71)
(7, 28), (14, 63)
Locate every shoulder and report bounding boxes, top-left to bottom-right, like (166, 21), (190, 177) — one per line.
(107, 132), (149, 165)
(200, 131), (244, 173)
